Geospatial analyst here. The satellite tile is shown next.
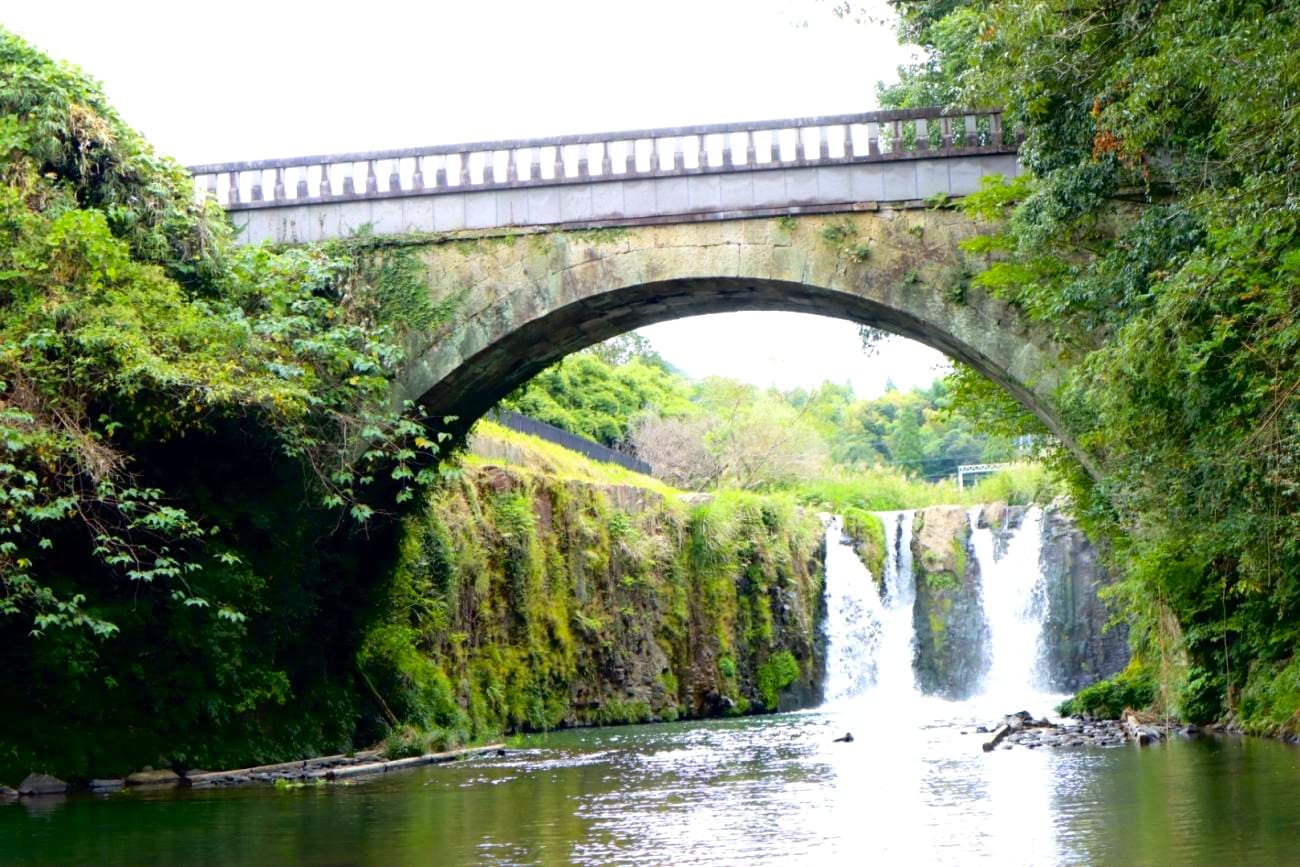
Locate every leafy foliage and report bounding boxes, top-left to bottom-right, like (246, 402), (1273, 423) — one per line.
(501, 343), (691, 448)
(879, 0), (1300, 727)
(0, 29), (455, 780)
(1056, 664), (1156, 720)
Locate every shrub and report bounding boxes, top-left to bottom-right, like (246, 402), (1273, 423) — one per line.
(756, 651), (800, 710)
(1057, 665), (1155, 719)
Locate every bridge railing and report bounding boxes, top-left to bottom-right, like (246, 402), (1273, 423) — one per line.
(189, 107), (1015, 211)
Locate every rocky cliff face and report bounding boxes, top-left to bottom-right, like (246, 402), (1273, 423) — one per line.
(1037, 499), (1128, 691)
(360, 455), (827, 744)
(908, 500), (1127, 698)
(910, 505), (989, 698)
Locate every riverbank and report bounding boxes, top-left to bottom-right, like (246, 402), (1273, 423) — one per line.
(1, 743), (508, 800)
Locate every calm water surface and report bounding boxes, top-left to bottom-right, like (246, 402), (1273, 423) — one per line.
(4, 704), (1300, 866)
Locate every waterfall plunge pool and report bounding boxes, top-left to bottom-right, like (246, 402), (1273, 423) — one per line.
(6, 713), (1300, 865)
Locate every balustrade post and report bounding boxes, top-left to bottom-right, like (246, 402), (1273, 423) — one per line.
(964, 115), (978, 148)
(842, 124), (854, 159)
(458, 153), (471, 186)
(600, 143), (612, 176)
(319, 165), (332, 197)
(484, 153), (496, 185)
(867, 122), (880, 157)
(672, 138), (684, 172)
(250, 170), (263, 201)
(205, 174), (218, 200)
(388, 160), (401, 192)
(698, 136), (708, 170)
(817, 127), (830, 161)
(434, 156), (448, 188)
(624, 141), (636, 174)
(295, 167), (309, 198)
(990, 112), (1004, 148)
(365, 161), (378, 194)
(341, 164), (355, 196)
(273, 168), (285, 200)
(413, 157), (425, 191)
(552, 147), (565, 180)
(890, 120), (903, 154)
(915, 118), (929, 152)
(795, 129), (808, 162)
(745, 131), (757, 165)
(228, 170), (240, 205)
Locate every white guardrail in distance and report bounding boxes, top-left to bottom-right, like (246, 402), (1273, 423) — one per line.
(956, 463), (1018, 490)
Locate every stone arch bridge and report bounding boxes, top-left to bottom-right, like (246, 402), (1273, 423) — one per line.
(191, 109), (1084, 466)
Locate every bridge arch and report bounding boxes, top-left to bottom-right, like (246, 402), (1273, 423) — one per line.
(395, 210), (1085, 469)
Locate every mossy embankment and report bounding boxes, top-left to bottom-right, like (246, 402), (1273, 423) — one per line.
(355, 423), (827, 751)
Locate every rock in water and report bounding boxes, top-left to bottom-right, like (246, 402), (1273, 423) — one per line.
(832, 732), (854, 743)
(126, 769), (181, 787)
(910, 506), (989, 699)
(17, 774), (67, 796)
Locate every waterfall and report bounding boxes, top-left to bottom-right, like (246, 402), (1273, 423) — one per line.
(822, 505), (1056, 708)
(872, 510), (917, 698)
(968, 506), (1050, 703)
(821, 512), (918, 703)
(821, 517), (885, 701)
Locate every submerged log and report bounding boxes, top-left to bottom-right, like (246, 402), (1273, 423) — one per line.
(1124, 714), (1164, 746)
(186, 749), (384, 787)
(982, 724), (1012, 752)
(325, 744), (506, 780)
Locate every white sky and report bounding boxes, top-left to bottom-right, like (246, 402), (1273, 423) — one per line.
(4, 0), (949, 399)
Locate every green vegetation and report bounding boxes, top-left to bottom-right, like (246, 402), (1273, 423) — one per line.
(501, 342), (691, 448)
(876, 0), (1300, 731)
(797, 462), (1056, 513)
(841, 508), (887, 579)
(1056, 664), (1157, 721)
(359, 429), (826, 744)
(756, 651), (801, 710)
(0, 29), (473, 782)
(507, 337), (1046, 504)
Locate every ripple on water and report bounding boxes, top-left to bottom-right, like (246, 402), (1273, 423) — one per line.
(4, 712), (1300, 866)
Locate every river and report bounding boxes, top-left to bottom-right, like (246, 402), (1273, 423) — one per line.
(4, 512), (1300, 865)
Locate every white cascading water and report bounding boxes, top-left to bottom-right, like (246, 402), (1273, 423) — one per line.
(968, 505), (1049, 706)
(821, 511), (919, 703)
(821, 505), (1054, 709)
(869, 510), (918, 699)
(821, 516), (886, 701)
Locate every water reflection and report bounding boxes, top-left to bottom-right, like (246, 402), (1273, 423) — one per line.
(4, 715), (1300, 865)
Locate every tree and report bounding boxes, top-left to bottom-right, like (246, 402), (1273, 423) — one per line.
(501, 350), (693, 447)
(629, 414), (722, 489)
(872, 0), (1300, 728)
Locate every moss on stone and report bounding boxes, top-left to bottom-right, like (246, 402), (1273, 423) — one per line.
(359, 431), (825, 746)
(842, 507), (887, 584)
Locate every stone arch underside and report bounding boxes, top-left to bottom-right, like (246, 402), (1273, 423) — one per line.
(394, 211), (1086, 469)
